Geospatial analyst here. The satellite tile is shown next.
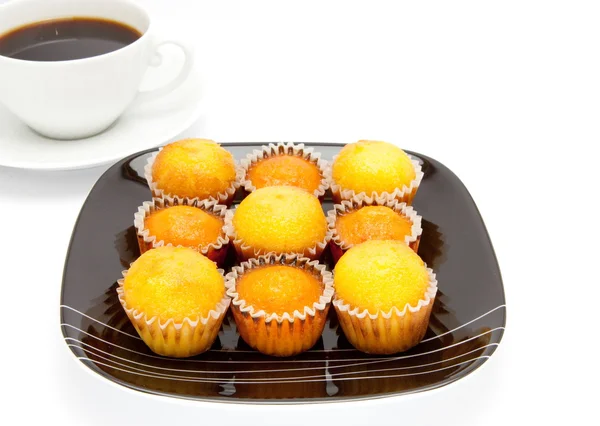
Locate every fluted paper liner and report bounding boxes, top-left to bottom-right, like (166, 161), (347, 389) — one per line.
(325, 154), (424, 205)
(133, 196), (230, 266)
(117, 270), (230, 358)
(223, 209), (333, 261)
(333, 267), (438, 354)
(239, 142), (330, 199)
(144, 149), (243, 206)
(327, 193), (423, 262)
(225, 253), (334, 357)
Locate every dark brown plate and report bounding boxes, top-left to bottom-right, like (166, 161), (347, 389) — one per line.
(60, 142), (506, 403)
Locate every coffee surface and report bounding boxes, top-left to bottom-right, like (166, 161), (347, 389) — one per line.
(0, 17), (141, 61)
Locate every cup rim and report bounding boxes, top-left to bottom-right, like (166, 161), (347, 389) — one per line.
(0, 0), (152, 66)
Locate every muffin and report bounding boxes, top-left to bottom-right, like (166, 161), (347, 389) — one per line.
(326, 140), (423, 204)
(224, 185), (331, 260)
(240, 142), (329, 198)
(134, 196), (229, 266)
(333, 240), (437, 354)
(116, 246), (230, 357)
(225, 253), (334, 357)
(145, 138), (241, 205)
(327, 194), (422, 262)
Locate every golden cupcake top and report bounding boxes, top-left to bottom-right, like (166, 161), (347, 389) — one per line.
(334, 240), (430, 312)
(123, 246), (225, 322)
(335, 205), (413, 246)
(236, 265), (324, 316)
(232, 186), (327, 254)
(151, 138), (237, 199)
(246, 154), (322, 194)
(144, 205), (224, 248)
(332, 140), (416, 194)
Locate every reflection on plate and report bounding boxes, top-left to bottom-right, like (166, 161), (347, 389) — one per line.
(60, 143), (506, 403)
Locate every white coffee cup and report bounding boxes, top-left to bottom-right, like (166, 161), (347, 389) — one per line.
(0, 0), (193, 140)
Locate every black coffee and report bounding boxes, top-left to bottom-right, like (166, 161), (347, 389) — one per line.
(0, 17), (141, 61)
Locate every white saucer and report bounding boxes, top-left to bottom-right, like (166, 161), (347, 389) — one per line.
(0, 61), (204, 171)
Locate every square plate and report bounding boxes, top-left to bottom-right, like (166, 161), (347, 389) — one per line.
(60, 142), (506, 403)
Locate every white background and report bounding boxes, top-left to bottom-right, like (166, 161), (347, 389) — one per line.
(0, 0), (598, 424)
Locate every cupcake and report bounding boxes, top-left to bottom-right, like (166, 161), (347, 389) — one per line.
(134, 196), (229, 266)
(240, 142), (329, 198)
(224, 185), (331, 260)
(327, 194), (422, 262)
(117, 246), (230, 357)
(333, 240), (437, 354)
(326, 140), (423, 204)
(145, 138), (241, 205)
(225, 253), (334, 357)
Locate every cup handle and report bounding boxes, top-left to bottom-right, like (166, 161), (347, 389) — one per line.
(134, 39), (194, 104)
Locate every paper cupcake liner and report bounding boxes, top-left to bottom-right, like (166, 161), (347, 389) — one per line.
(333, 267), (437, 354)
(117, 270), (231, 358)
(223, 209), (333, 261)
(327, 193), (423, 262)
(238, 142), (330, 200)
(144, 149), (243, 206)
(225, 253), (334, 357)
(325, 155), (424, 205)
(133, 196), (230, 266)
